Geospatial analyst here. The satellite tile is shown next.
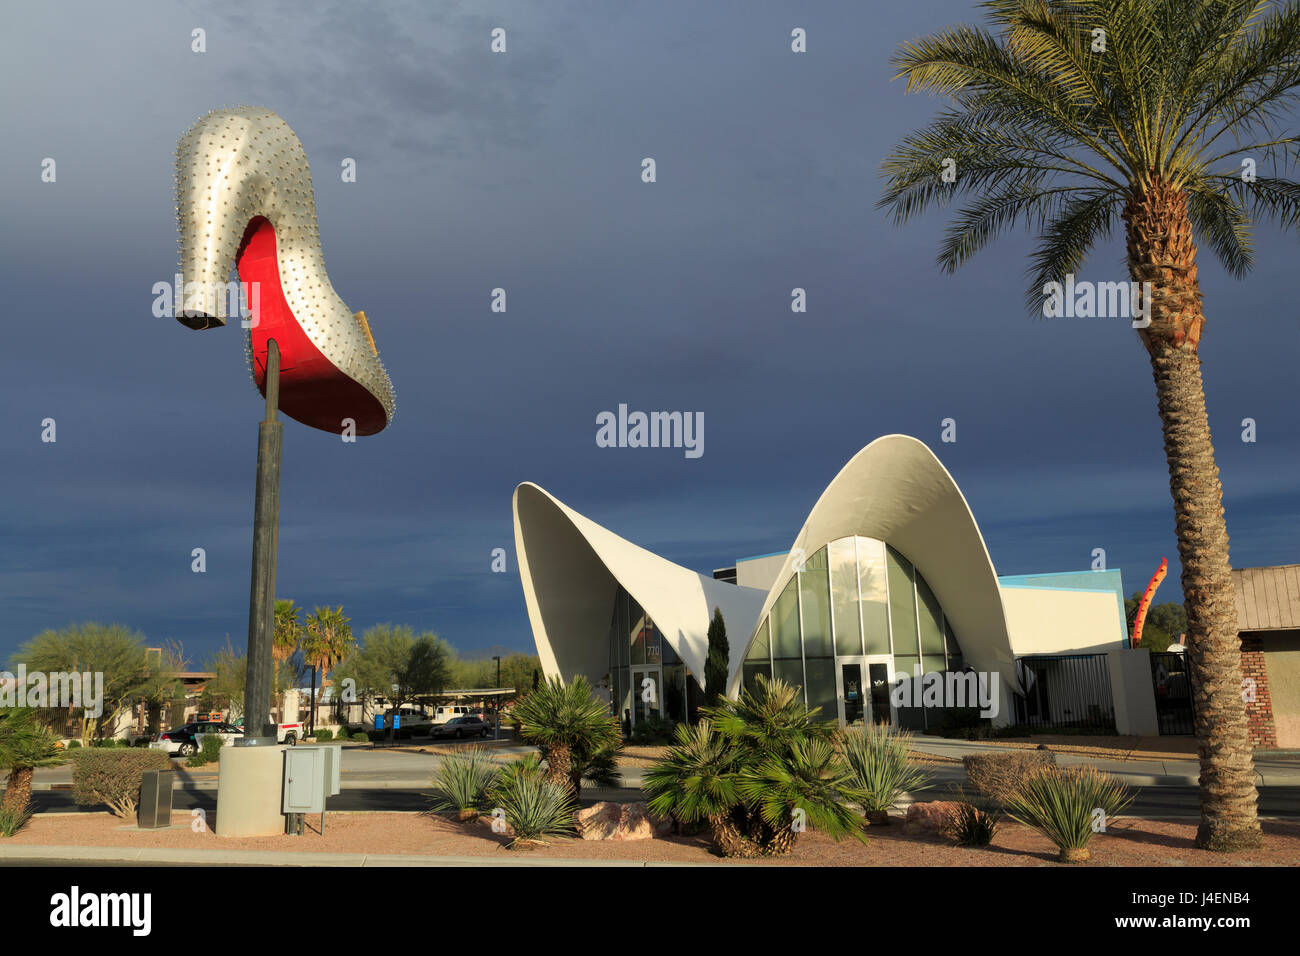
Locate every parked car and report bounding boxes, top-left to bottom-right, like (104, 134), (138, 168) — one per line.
(231, 717), (309, 745)
(429, 715), (493, 739)
(150, 720), (242, 757)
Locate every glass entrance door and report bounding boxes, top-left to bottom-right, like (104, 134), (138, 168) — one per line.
(631, 668), (662, 729)
(865, 656), (894, 726)
(836, 658), (867, 727)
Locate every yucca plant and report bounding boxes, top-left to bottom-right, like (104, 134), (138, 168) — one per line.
(0, 799), (33, 838)
(1003, 765), (1135, 862)
(492, 769), (576, 850)
(512, 675), (621, 794)
(646, 676), (866, 858)
(428, 747), (499, 822)
(841, 724), (932, 825)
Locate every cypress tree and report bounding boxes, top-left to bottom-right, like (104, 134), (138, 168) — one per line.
(704, 607), (729, 705)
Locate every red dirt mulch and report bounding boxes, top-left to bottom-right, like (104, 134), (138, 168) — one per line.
(7, 812), (1298, 865)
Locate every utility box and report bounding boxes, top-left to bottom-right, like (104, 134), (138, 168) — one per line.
(282, 746), (341, 815)
(138, 770), (174, 829)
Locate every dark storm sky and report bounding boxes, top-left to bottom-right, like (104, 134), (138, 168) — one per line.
(2, 0), (1297, 667)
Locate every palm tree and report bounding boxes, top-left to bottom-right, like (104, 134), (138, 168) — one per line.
(0, 710), (64, 814)
(878, 0), (1300, 852)
(511, 676), (622, 794)
(303, 605), (353, 734)
(272, 599), (303, 721)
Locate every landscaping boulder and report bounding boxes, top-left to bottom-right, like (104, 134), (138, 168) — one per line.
(477, 814), (515, 839)
(575, 801), (671, 840)
(904, 801), (963, 835)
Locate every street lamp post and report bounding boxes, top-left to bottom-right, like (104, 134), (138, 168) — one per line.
(493, 655), (501, 740)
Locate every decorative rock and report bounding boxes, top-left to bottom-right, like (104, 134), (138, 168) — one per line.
(575, 801), (671, 841)
(903, 801), (963, 835)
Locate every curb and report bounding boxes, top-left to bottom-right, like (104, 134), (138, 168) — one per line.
(0, 844), (716, 867)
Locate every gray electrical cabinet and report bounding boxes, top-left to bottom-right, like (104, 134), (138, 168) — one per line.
(282, 746), (342, 834)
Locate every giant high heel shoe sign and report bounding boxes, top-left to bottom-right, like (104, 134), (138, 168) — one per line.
(175, 105), (395, 435)
(173, 109), (395, 820)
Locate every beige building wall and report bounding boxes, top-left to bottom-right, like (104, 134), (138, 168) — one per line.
(1266, 632), (1300, 748)
(1000, 586), (1126, 656)
(735, 553), (788, 592)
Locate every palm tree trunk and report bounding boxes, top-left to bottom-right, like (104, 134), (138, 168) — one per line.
(1126, 181), (1262, 851)
(3, 768), (33, 813)
(543, 744), (572, 793)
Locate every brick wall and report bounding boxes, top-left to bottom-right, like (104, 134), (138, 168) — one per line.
(1240, 634), (1278, 750)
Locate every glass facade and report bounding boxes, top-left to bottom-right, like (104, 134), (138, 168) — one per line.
(606, 585), (700, 732)
(740, 536), (969, 729)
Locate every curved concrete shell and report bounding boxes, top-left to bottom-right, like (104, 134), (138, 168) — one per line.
(513, 482), (768, 686)
(731, 434), (1020, 695)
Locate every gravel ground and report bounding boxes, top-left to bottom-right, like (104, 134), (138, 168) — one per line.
(6, 812), (1297, 866)
(925, 735), (1200, 762)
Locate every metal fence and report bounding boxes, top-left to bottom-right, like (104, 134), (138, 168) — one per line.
(1013, 653), (1116, 732)
(1149, 651), (1196, 735)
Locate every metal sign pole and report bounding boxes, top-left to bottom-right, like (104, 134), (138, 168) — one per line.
(240, 339), (282, 746)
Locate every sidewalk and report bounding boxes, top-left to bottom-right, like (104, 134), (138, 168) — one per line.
(905, 737), (1300, 787)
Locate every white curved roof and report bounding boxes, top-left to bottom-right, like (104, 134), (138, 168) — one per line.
(512, 483), (769, 686)
(733, 434), (1020, 694)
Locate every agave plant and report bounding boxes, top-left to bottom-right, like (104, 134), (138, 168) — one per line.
(645, 676), (866, 858)
(841, 724), (932, 824)
(428, 747), (499, 822)
(1003, 765), (1135, 862)
(492, 768), (576, 849)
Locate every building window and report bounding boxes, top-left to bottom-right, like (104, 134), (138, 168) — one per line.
(737, 536), (968, 728)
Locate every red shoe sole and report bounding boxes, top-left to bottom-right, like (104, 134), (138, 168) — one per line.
(237, 216), (388, 436)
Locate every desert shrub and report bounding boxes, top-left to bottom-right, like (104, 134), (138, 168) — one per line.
(187, 734), (225, 767)
(66, 740), (82, 750)
(629, 714), (676, 745)
(841, 724), (931, 823)
(429, 747), (498, 822)
(943, 800), (1000, 846)
(492, 768), (575, 849)
(963, 750), (1057, 805)
(351, 732), (369, 742)
(0, 800), (33, 838)
(71, 749), (172, 818)
(1003, 765), (1134, 863)
(934, 707), (992, 739)
(314, 728), (333, 741)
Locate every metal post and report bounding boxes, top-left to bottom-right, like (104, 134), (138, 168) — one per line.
(239, 339), (283, 746)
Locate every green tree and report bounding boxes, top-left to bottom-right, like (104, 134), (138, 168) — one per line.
(878, 0), (1297, 851)
(1125, 592), (1189, 650)
(12, 624), (163, 745)
(512, 676), (621, 794)
(337, 624), (451, 736)
(0, 709), (64, 814)
(203, 639), (247, 719)
(704, 607), (730, 706)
